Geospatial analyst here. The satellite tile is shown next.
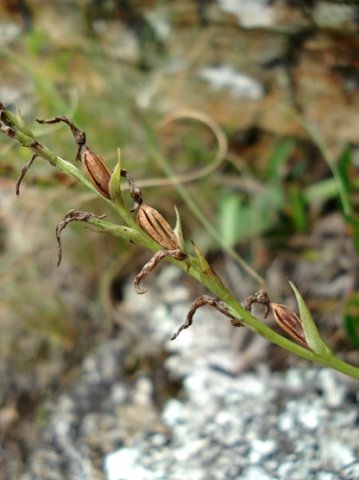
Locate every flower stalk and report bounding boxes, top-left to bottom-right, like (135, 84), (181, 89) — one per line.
(1, 103), (358, 380)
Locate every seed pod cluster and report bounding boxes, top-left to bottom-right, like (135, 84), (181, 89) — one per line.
(35, 115), (187, 296)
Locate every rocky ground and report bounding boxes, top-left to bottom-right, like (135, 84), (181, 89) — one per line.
(2, 0), (359, 151)
(1, 1), (359, 479)
(16, 267), (359, 480)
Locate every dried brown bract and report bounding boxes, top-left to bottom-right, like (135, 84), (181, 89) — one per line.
(37, 116), (86, 160)
(171, 294), (241, 340)
(37, 116), (111, 198)
(270, 302), (309, 349)
(134, 248), (186, 294)
(119, 168), (143, 211)
(0, 123), (15, 137)
(16, 154), (38, 197)
(245, 290), (271, 318)
(56, 209), (107, 266)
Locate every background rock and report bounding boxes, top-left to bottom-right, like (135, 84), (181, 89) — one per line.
(19, 268), (359, 480)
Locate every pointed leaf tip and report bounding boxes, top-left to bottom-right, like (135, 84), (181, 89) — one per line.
(174, 206), (185, 251)
(289, 281), (332, 357)
(15, 106), (35, 138)
(191, 241), (219, 280)
(109, 148), (123, 204)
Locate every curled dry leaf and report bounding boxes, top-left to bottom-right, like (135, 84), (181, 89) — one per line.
(16, 154), (37, 197)
(244, 290), (271, 318)
(134, 248), (186, 294)
(37, 115), (86, 161)
(120, 168), (143, 211)
(56, 209), (107, 266)
(171, 294), (241, 340)
(37, 116), (111, 198)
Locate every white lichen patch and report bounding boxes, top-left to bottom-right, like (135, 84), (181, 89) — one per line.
(218, 0), (275, 28)
(198, 65), (264, 100)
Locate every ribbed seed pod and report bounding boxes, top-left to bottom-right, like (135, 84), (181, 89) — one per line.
(134, 203), (186, 294)
(271, 302), (309, 349)
(136, 202), (181, 250)
(81, 146), (111, 199)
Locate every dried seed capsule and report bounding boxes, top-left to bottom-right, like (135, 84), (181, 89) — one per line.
(270, 302), (309, 349)
(37, 116), (111, 198)
(134, 203), (186, 294)
(81, 146), (111, 199)
(136, 203), (181, 250)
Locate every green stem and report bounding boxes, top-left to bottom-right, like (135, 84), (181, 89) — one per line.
(0, 111), (155, 247)
(191, 265), (359, 379)
(165, 252), (359, 379)
(2, 107), (359, 380)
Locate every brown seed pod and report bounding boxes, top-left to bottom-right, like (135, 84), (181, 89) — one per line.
(81, 146), (111, 199)
(134, 204), (186, 294)
(270, 302), (309, 349)
(136, 203), (181, 250)
(37, 116), (111, 198)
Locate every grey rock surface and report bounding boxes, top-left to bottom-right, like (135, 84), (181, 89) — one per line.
(21, 268), (359, 480)
(105, 367), (358, 480)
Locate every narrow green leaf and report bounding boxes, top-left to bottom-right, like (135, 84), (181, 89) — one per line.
(289, 184), (307, 233)
(343, 294), (359, 350)
(266, 138), (296, 182)
(289, 281), (332, 357)
(219, 190), (282, 246)
(109, 148), (123, 205)
(174, 206), (185, 251)
(337, 146), (352, 196)
(330, 147), (352, 217)
(219, 194), (241, 248)
(16, 106), (35, 138)
(303, 178), (339, 203)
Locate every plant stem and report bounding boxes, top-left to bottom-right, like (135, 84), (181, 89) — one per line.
(1, 107), (359, 380)
(163, 252), (359, 379)
(191, 265), (359, 379)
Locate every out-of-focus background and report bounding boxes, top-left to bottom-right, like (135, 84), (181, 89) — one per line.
(0, 1), (358, 479)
